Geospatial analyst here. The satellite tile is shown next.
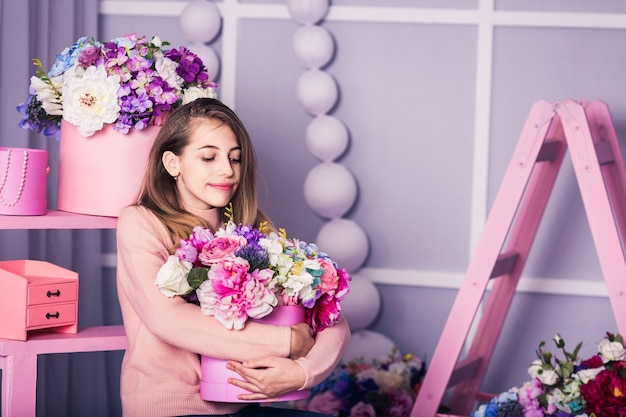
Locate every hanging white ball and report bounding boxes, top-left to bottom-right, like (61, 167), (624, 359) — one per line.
(342, 330), (397, 363)
(293, 24), (335, 69)
(287, 0), (330, 25)
(186, 42), (220, 81)
(296, 70), (338, 115)
(304, 163), (357, 219)
(306, 115), (349, 162)
(180, 0), (222, 43)
(340, 273), (381, 332)
(316, 218), (369, 272)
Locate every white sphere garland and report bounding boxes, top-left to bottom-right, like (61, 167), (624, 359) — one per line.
(180, 0), (222, 81)
(289, 1), (380, 344)
(305, 115), (349, 162)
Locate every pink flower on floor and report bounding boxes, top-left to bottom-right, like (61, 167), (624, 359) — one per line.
(307, 391), (342, 416)
(349, 402), (376, 417)
(388, 390), (414, 417)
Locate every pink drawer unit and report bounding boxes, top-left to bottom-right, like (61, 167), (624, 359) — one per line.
(0, 260), (79, 340)
(27, 282), (77, 305)
(27, 303), (77, 329)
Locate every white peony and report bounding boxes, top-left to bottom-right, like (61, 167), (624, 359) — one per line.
(155, 255), (193, 297)
(182, 85), (217, 105)
(599, 339), (626, 362)
(61, 65), (121, 137)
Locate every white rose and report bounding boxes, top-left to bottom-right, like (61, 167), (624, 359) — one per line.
(151, 36), (163, 47)
(155, 256), (193, 297)
(528, 359), (559, 386)
(599, 339), (626, 362)
(182, 86), (218, 105)
(61, 65), (121, 137)
(538, 368), (559, 385)
(575, 367), (604, 383)
(373, 370), (404, 394)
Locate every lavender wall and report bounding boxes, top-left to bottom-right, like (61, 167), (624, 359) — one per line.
(100, 0), (626, 403)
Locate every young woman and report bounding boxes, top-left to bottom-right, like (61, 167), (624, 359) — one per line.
(116, 98), (351, 417)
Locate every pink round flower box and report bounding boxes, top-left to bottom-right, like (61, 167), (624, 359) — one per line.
(0, 147), (48, 216)
(57, 120), (158, 217)
(200, 305), (311, 403)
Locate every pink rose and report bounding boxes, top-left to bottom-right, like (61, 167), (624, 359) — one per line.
(306, 391), (342, 416)
(198, 235), (245, 265)
(318, 259), (340, 295)
(349, 402), (376, 417)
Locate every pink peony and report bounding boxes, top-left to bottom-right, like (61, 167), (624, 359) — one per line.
(306, 391), (342, 416)
(197, 259), (276, 329)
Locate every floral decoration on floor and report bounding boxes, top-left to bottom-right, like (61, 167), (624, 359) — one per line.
(471, 331), (626, 417)
(17, 33), (217, 138)
(155, 210), (351, 333)
(289, 348), (426, 417)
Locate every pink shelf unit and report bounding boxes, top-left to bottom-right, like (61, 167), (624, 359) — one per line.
(0, 260), (78, 341)
(0, 209), (117, 230)
(0, 210), (124, 417)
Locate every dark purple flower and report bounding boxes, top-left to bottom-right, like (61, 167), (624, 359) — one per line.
(77, 45), (103, 67)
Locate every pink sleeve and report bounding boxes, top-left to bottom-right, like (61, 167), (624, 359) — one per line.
(116, 206), (292, 361)
(295, 316), (351, 389)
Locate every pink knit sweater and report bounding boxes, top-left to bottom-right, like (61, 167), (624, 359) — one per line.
(116, 205), (350, 417)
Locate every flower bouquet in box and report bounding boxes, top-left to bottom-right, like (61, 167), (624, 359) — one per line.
(289, 347), (426, 417)
(16, 33), (218, 216)
(155, 213), (351, 402)
(471, 331), (626, 417)
(17, 33), (217, 138)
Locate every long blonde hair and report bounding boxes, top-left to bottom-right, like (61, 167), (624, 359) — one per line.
(136, 98), (272, 242)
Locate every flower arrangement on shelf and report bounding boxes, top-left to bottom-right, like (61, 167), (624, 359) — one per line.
(288, 347), (426, 417)
(471, 331), (626, 417)
(154, 207), (351, 332)
(17, 33), (217, 138)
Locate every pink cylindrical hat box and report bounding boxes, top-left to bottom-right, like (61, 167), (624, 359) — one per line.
(200, 305), (310, 402)
(57, 120), (159, 217)
(0, 147), (48, 216)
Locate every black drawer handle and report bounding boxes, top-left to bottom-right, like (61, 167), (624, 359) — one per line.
(46, 312), (60, 319)
(47, 290), (61, 297)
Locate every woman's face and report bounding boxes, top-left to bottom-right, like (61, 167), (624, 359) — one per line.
(165, 118), (241, 211)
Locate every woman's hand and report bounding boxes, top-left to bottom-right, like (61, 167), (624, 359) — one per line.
(290, 323), (314, 359)
(226, 357), (306, 401)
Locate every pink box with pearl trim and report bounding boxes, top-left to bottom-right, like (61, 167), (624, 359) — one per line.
(0, 147), (48, 216)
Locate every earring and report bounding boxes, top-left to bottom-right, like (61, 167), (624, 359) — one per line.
(173, 174), (179, 181)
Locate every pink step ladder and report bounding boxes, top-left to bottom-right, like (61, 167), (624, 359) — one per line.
(411, 100), (626, 417)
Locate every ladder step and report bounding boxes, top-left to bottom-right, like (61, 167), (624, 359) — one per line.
(594, 141), (614, 165)
(536, 141), (561, 162)
(449, 355), (481, 387)
(490, 252), (519, 278)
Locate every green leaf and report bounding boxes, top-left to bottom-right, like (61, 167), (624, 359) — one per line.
(187, 267), (209, 290)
